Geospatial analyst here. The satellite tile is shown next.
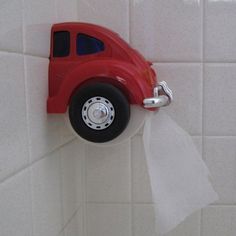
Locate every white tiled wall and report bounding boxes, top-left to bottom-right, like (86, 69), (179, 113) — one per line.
(1, 0), (236, 236)
(0, 0), (84, 236)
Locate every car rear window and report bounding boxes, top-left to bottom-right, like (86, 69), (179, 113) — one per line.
(53, 31), (70, 57)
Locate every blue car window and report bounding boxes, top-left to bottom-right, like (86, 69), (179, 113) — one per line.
(77, 34), (105, 55)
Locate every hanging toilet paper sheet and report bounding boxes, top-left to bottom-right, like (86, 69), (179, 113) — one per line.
(67, 105), (218, 235)
(143, 110), (218, 235)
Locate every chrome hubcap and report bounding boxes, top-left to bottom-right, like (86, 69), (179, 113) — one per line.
(82, 96), (115, 130)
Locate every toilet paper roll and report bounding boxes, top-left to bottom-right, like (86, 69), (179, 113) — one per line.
(143, 110), (218, 235)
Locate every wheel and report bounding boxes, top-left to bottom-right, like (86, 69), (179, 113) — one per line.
(69, 83), (130, 143)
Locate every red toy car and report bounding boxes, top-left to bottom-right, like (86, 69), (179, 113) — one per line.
(47, 22), (172, 143)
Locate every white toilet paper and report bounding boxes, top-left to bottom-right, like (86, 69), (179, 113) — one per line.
(143, 110), (218, 235)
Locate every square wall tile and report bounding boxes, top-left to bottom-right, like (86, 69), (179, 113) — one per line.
(0, 169), (32, 236)
(133, 204), (200, 236)
(78, 0), (129, 41)
(61, 139), (84, 224)
(31, 150), (63, 236)
(86, 204), (131, 236)
(57, 0), (78, 21)
(130, 0), (202, 61)
(25, 55), (63, 162)
(204, 0), (236, 61)
(0, 0), (23, 52)
(23, 0), (57, 57)
(203, 64), (236, 136)
(64, 207), (83, 236)
(131, 135), (152, 203)
(204, 137), (236, 204)
(0, 53), (29, 181)
(86, 141), (131, 203)
(202, 206), (236, 236)
(153, 63), (202, 135)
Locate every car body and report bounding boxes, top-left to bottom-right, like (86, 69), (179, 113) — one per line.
(47, 22), (172, 142)
(47, 22), (172, 114)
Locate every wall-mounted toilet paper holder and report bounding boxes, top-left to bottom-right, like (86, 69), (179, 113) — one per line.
(47, 22), (172, 143)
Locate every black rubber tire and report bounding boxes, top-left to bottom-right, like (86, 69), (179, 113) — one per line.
(69, 83), (130, 143)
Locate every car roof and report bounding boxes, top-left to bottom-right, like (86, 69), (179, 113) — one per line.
(52, 22), (134, 54)
(52, 22), (120, 39)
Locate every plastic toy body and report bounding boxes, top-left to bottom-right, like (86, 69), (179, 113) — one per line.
(47, 22), (172, 142)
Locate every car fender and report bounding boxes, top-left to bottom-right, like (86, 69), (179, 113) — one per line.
(48, 60), (150, 113)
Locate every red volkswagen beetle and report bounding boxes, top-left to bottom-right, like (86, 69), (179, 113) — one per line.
(47, 22), (172, 143)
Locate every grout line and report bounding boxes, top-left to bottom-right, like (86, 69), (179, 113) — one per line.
(200, 208), (204, 236)
(86, 202), (134, 205)
(21, 1), (34, 236)
(84, 202), (236, 208)
(23, 52), (49, 59)
(154, 61), (203, 64)
(0, 50), (49, 59)
(54, 0), (58, 22)
(58, 205), (82, 236)
(85, 202), (236, 206)
(153, 61), (236, 64)
(29, 165), (36, 236)
(23, 52), (33, 165)
(22, 0), (26, 55)
(128, 0), (132, 44)
(83, 144), (88, 236)
(201, 0), (206, 235)
(129, 137), (135, 236)
(135, 132), (207, 137)
(22, 27), (31, 164)
(208, 204), (236, 207)
(134, 133), (236, 140)
(86, 202), (143, 205)
(58, 148), (65, 234)
(23, 44), (36, 236)
(202, 0), (206, 142)
(203, 135), (236, 138)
